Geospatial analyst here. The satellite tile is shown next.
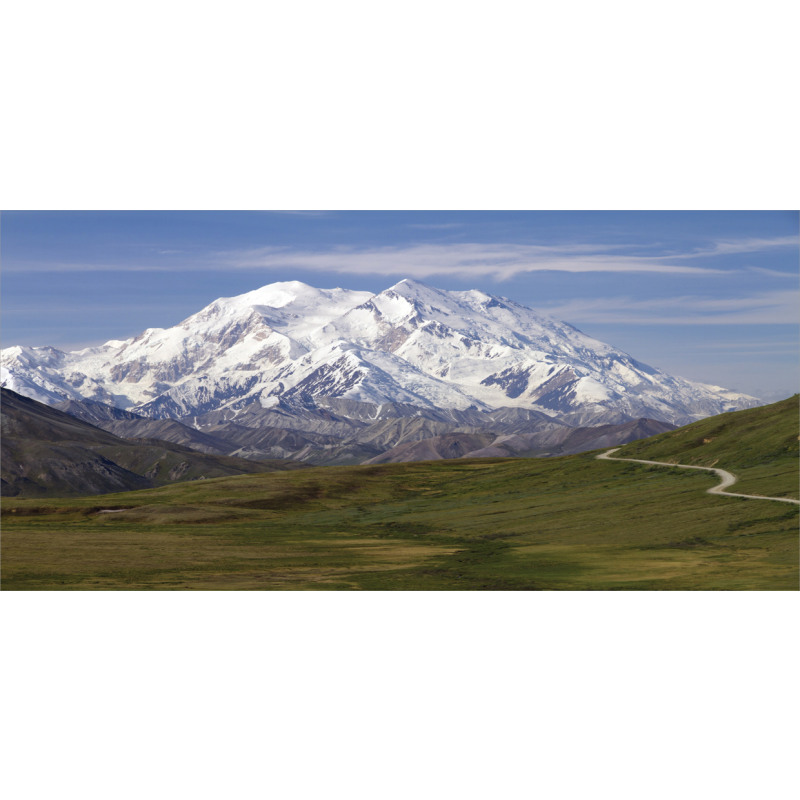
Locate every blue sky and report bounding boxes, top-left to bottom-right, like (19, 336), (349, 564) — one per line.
(1, 210), (797, 400)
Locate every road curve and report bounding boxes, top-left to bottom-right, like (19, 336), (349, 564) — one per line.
(597, 448), (800, 506)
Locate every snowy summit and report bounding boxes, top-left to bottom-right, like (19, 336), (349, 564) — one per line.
(0, 279), (758, 425)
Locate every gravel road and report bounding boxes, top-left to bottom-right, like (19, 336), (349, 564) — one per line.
(597, 448), (800, 506)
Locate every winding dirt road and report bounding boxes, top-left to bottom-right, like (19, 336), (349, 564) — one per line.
(597, 448), (800, 506)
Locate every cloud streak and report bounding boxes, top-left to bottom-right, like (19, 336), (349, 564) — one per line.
(697, 236), (798, 256)
(541, 290), (799, 325)
(3, 236), (794, 278)
(208, 235), (799, 278)
(222, 242), (731, 278)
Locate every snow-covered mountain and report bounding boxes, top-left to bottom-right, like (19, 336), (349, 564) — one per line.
(1, 279), (758, 425)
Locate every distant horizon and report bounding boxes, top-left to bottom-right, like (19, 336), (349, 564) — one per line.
(1, 210), (798, 401)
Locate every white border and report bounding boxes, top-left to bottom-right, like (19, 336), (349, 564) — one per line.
(2, 2), (798, 798)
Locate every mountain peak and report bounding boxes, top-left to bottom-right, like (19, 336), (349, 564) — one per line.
(0, 279), (760, 423)
(382, 278), (453, 307)
(386, 277), (433, 295)
(226, 280), (320, 309)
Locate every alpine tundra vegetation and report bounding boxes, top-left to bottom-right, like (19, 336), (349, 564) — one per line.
(2, 396), (796, 591)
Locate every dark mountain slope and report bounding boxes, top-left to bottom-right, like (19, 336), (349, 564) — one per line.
(54, 398), (234, 455)
(363, 418), (675, 464)
(49, 391), (675, 467)
(363, 433), (497, 464)
(53, 398), (146, 424)
(1, 389), (303, 497)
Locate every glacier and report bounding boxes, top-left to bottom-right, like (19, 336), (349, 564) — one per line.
(0, 278), (759, 425)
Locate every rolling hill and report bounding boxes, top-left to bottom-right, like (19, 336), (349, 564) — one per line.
(2, 395), (796, 590)
(614, 394), (799, 499)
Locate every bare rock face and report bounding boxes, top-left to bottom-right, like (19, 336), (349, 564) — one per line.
(1, 278), (758, 427)
(363, 418), (677, 464)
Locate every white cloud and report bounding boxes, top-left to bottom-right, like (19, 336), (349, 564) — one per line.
(698, 236), (798, 256)
(3, 235), (795, 279)
(217, 235), (795, 279)
(222, 242), (729, 278)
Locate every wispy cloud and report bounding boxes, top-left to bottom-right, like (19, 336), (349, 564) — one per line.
(746, 266), (799, 278)
(221, 242), (730, 278)
(3, 235), (795, 279)
(689, 339), (799, 350)
(218, 235), (796, 279)
(541, 290), (799, 325)
(696, 236), (798, 256)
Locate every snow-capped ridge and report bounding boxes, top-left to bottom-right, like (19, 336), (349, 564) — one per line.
(0, 278), (760, 424)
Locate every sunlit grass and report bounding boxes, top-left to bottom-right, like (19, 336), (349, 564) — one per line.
(3, 441), (797, 589)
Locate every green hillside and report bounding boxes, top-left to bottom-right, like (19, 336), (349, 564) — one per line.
(615, 395), (799, 500)
(2, 397), (797, 591)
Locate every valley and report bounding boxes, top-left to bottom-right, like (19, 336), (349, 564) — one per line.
(3, 396), (797, 591)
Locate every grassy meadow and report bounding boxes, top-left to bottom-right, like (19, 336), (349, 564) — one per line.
(3, 395), (797, 591)
(3, 417), (797, 590)
(616, 395), (799, 500)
